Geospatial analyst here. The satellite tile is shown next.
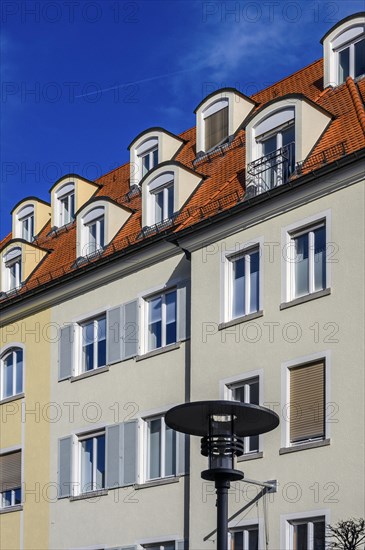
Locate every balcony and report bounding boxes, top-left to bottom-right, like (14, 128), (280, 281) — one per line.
(246, 142), (295, 197)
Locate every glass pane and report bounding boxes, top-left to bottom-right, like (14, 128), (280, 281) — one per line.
(166, 291), (177, 345)
(99, 218), (105, 248)
(282, 124), (296, 176)
(70, 193), (75, 220)
(339, 47), (350, 83)
(81, 438), (93, 492)
(22, 218), (29, 240)
(97, 317), (106, 368)
(232, 385), (245, 403)
(293, 523), (307, 550)
(148, 297), (162, 350)
(152, 148), (158, 168)
(9, 264), (17, 290)
(4, 353), (14, 398)
(3, 490), (12, 507)
(14, 488), (21, 505)
(149, 419), (161, 479)
(262, 135), (277, 155)
(314, 226), (326, 292)
(232, 531), (244, 550)
(83, 322), (95, 371)
(249, 251), (259, 313)
(96, 435), (105, 489)
(248, 380), (260, 451)
(163, 544), (175, 550)
(248, 528), (259, 550)
(294, 233), (309, 297)
(313, 521), (325, 550)
(233, 257), (245, 318)
(15, 350), (23, 394)
(142, 153), (150, 176)
(355, 39), (365, 77)
(88, 223), (97, 254)
(164, 425), (176, 476)
(167, 185), (174, 218)
(282, 124), (295, 147)
(155, 191), (164, 224)
(61, 197), (69, 224)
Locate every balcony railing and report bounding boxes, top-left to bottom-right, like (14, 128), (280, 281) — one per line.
(246, 142), (295, 196)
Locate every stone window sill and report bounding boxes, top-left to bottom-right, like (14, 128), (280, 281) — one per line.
(237, 451), (263, 462)
(0, 505), (23, 514)
(71, 366), (109, 382)
(0, 393), (25, 405)
(279, 438), (331, 455)
(70, 489), (108, 501)
(136, 342), (180, 362)
(219, 310), (264, 330)
(280, 288), (331, 310)
(134, 476), (183, 490)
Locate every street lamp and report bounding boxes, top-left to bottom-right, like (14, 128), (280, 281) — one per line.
(165, 400), (279, 550)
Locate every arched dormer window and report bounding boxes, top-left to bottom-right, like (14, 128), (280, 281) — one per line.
(3, 247), (22, 292)
(137, 137), (159, 178)
(322, 13), (365, 87)
(203, 98), (229, 152)
(0, 347), (23, 400)
(56, 182), (75, 227)
(17, 205), (34, 242)
(82, 207), (105, 256)
(148, 172), (174, 226)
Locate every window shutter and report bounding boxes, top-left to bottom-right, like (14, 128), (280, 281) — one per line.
(106, 424), (123, 489)
(122, 300), (139, 359)
(290, 362), (325, 443)
(59, 325), (74, 380)
(205, 106), (228, 150)
(107, 306), (123, 364)
(177, 281), (190, 341)
(123, 420), (138, 485)
(177, 432), (188, 476)
(0, 451), (21, 492)
(58, 436), (72, 498)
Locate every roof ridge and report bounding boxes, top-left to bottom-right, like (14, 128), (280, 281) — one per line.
(346, 77), (365, 135)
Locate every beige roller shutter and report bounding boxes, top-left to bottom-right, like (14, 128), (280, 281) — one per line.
(0, 451), (21, 492)
(205, 107), (229, 151)
(290, 362), (325, 443)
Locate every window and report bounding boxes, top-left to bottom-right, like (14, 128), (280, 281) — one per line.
(147, 289), (177, 351)
(3, 247), (22, 292)
(337, 36), (365, 83)
(227, 378), (259, 454)
(1, 348), (23, 400)
(152, 183), (174, 224)
(0, 451), (22, 509)
(82, 207), (105, 255)
(229, 248), (260, 319)
(80, 315), (106, 373)
(230, 525), (259, 550)
(289, 361), (325, 445)
(290, 223), (326, 299)
(79, 432), (105, 493)
(289, 517), (326, 550)
(57, 183), (75, 226)
(255, 121), (295, 190)
(141, 146), (159, 177)
(146, 416), (177, 480)
(143, 543), (176, 550)
(204, 100), (229, 151)
(17, 206), (35, 241)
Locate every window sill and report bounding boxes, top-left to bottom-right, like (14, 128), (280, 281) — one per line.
(70, 366), (109, 382)
(237, 451), (263, 462)
(280, 288), (331, 310)
(136, 342), (180, 362)
(134, 476), (183, 490)
(70, 489), (108, 501)
(0, 505), (23, 514)
(0, 392), (25, 405)
(279, 439), (331, 455)
(219, 310), (264, 330)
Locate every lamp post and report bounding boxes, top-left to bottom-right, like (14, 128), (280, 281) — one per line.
(165, 400), (279, 550)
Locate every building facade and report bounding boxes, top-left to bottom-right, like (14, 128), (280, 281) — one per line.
(1, 13), (364, 550)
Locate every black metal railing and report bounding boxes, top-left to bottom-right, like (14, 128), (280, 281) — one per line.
(246, 142), (295, 195)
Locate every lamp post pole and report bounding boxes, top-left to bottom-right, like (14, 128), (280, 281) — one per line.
(216, 478), (229, 550)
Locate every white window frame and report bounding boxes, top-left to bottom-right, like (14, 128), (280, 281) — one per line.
(148, 172), (175, 226)
(335, 33), (365, 83)
(77, 430), (106, 495)
(77, 314), (106, 375)
(56, 183), (75, 227)
(6, 257), (22, 291)
(141, 146), (159, 178)
(144, 287), (177, 353)
(281, 351), (331, 450)
(229, 523), (260, 550)
(202, 98), (229, 152)
(16, 205), (35, 242)
(144, 414), (177, 482)
(281, 509), (330, 550)
(137, 537), (182, 550)
(82, 207), (105, 256)
(0, 487), (21, 509)
(0, 347), (24, 400)
(222, 238), (263, 323)
(281, 210), (331, 304)
(136, 137), (159, 181)
(151, 183), (174, 225)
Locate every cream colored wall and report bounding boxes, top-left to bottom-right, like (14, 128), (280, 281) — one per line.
(0, 241), (47, 292)
(189, 180), (364, 549)
(0, 309), (51, 550)
(49, 253), (189, 549)
(51, 176), (98, 227)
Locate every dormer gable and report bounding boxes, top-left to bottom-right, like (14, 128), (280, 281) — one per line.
(76, 197), (131, 259)
(128, 128), (185, 186)
(50, 174), (99, 229)
(0, 239), (48, 294)
(140, 162), (203, 228)
(195, 88), (256, 155)
(11, 197), (51, 242)
(322, 12), (365, 87)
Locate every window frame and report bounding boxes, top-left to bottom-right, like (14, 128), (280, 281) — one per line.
(281, 210), (331, 305)
(141, 146), (159, 178)
(227, 378), (260, 455)
(0, 487), (21, 509)
(202, 98), (230, 153)
(0, 347), (24, 401)
(82, 207), (106, 256)
(56, 183), (76, 227)
(144, 414), (178, 482)
(144, 287), (178, 353)
(78, 314), (107, 375)
(281, 510), (330, 550)
(335, 34), (365, 83)
(281, 351), (331, 450)
(77, 430), (106, 495)
(229, 524), (259, 550)
(147, 172), (175, 226)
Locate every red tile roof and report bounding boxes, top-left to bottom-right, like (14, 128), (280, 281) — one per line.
(2, 59), (365, 303)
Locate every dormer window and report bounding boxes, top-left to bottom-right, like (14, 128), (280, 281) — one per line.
(203, 99), (229, 151)
(17, 205), (34, 242)
(148, 172), (174, 226)
(137, 137), (159, 180)
(4, 248), (22, 291)
(83, 207), (105, 255)
(57, 183), (75, 226)
(141, 144), (159, 178)
(337, 35), (365, 83)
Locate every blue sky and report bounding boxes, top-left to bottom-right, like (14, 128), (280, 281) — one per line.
(1, 0), (363, 237)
